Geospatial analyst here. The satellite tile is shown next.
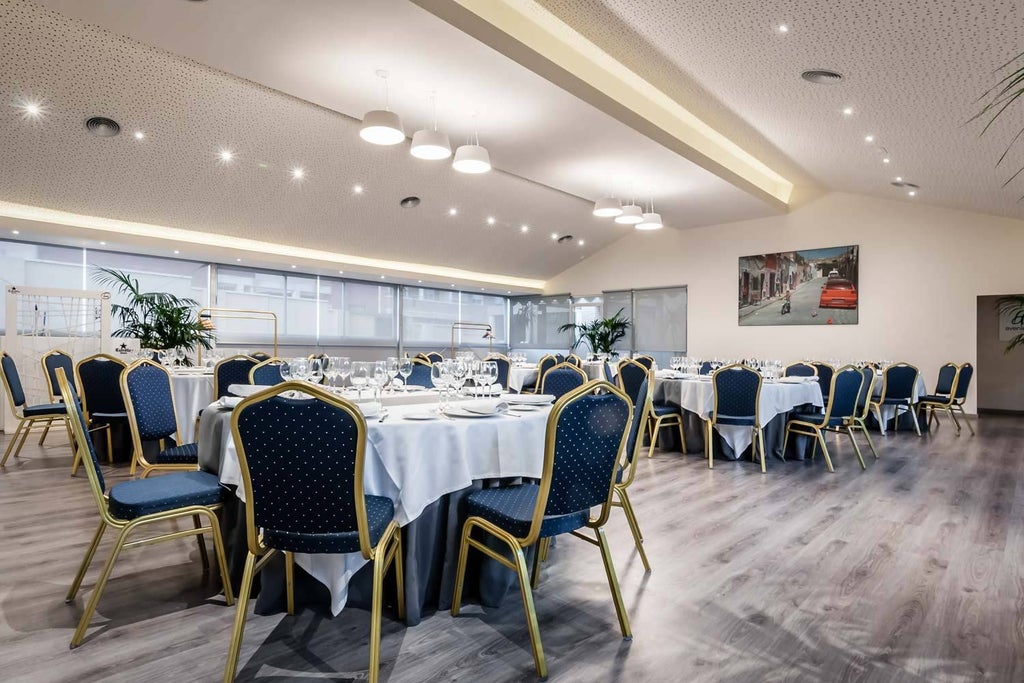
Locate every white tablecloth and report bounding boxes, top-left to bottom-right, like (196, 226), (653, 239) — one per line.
(170, 373), (213, 441)
(653, 377), (823, 454)
(508, 362), (605, 391)
(204, 398), (552, 614)
(872, 373), (928, 434)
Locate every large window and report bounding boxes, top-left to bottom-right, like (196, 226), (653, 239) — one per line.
(402, 287), (508, 350)
(510, 294), (572, 349)
(0, 241), (83, 333)
(343, 281), (396, 344)
(214, 268), (288, 343)
(603, 286), (687, 364)
(458, 292), (508, 345)
(87, 250), (210, 311)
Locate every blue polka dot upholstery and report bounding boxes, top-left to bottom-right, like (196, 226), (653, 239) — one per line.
(604, 361), (613, 384)
(811, 363), (834, 399)
(933, 364), (957, 396)
(486, 355), (511, 390)
(651, 403), (678, 417)
(251, 362), (285, 386)
(65, 387), (106, 493)
(405, 362), (434, 388)
(107, 470), (225, 520)
(784, 363), (816, 378)
(633, 356), (654, 371)
(541, 367), (586, 399)
(616, 361), (648, 406)
(699, 361), (714, 376)
(78, 356), (127, 416)
(953, 364), (973, 401)
(565, 355), (582, 368)
(880, 364), (918, 405)
(1, 353), (27, 407)
(623, 378), (650, 464)
(426, 352), (444, 364)
(23, 402), (68, 417)
(234, 394), (394, 555)
(466, 484), (588, 538)
(43, 352), (76, 400)
(712, 366), (761, 426)
(555, 354), (565, 364)
(124, 362), (179, 440)
(790, 368), (862, 428)
(215, 357), (258, 399)
(158, 442), (199, 464)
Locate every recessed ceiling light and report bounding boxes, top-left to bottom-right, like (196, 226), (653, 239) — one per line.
(353, 184), (363, 194)
(236, 258), (242, 262)
(450, 284), (455, 287)
(486, 216), (495, 225)
(907, 190), (917, 197)
(219, 149), (234, 163)
(11, 230), (20, 235)
(16, 99), (45, 120)
(842, 107), (853, 116)
(133, 131), (145, 140)
(173, 249), (179, 254)
(882, 157), (890, 164)
(778, 24), (789, 33)
(449, 208), (458, 216)
(380, 275), (386, 279)
(100, 241), (107, 246)
(339, 270), (344, 274)
(520, 225), (529, 233)
(291, 167), (305, 180)
(507, 290), (511, 294)
(895, 176), (903, 182)
(551, 232), (558, 240)
(578, 240), (585, 246)
(291, 265), (297, 269)
(480, 287), (485, 291)
(864, 135), (874, 143)
(418, 280), (423, 283)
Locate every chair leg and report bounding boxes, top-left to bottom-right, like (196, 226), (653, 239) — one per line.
(616, 487), (651, 572)
(223, 551), (258, 683)
(284, 551), (295, 616)
(105, 425), (113, 464)
(956, 405), (975, 436)
(1, 419), (26, 466)
(510, 541), (547, 679)
(203, 509), (235, 606)
(392, 531), (405, 621)
(872, 404), (886, 435)
(756, 427), (767, 473)
(450, 522), (472, 617)
(846, 427), (866, 470)
(129, 450), (139, 477)
(815, 429), (834, 473)
(595, 527), (632, 640)
(855, 419), (879, 458)
(539, 536), (551, 562)
(706, 420), (714, 469)
(70, 526), (131, 648)
(66, 521), (107, 603)
(530, 540), (543, 590)
(368, 531), (393, 683)
(646, 417), (659, 459)
(676, 418), (686, 453)
(192, 514), (210, 572)
(909, 403), (922, 436)
(38, 419), (52, 446)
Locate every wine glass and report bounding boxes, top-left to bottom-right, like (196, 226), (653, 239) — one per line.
(174, 347), (186, 367)
(157, 349), (170, 366)
(373, 361), (388, 401)
(308, 358), (324, 385)
(290, 357), (310, 382)
(483, 361), (498, 395)
(431, 362), (451, 411)
(280, 360), (293, 383)
(399, 357), (413, 391)
(351, 362), (369, 399)
(386, 357), (399, 393)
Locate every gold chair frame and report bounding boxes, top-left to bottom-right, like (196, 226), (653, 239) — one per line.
(56, 368), (234, 648)
(921, 362), (975, 436)
(868, 362), (922, 436)
(617, 358), (685, 459)
(539, 361), (588, 395)
(213, 354), (257, 398)
(612, 377), (653, 572)
(849, 369), (880, 459)
(450, 381), (634, 679)
(120, 359), (194, 478)
(520, 353), (557, 395)
(196, 307), (278, 365)
(1, 351), (74, 467)
(223, 382), (404, 683)
(39, 349), (76, 449)
(706, 364), (766, 471)
(783, 365), (866, 473)
(71, 353), (127, 474)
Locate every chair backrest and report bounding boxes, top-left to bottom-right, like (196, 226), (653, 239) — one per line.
(633, 356), (654, 370)
(251, 351), (272, 361)
(524, 382), (632, 544)
(76, 354), (127, 418)
(880, 363), (918, 401)
(856, 366), (876, 419)
(484, 353), (511, 389)
(249, 358), (285, 385)
(232, 383), (375, 558)
(699, 361), (714, 376)
(823, 366), (863, 421)
(121, 360), (181, 442)
(214, 355), (258, 399)
(540, 363), (588, 398)
(711, 364), (761, 425)
(55, 369), (109, 512)
(624, 377), (651, 465)
(616, 358), (649, 407)
(565, 353), (583, 368)
(42, 350), (76, 401)
(811, 362), (834, 399)
(536, 354), (558, 386)
(953, 362), (973, 401)
(426, 352), (444, 364)
(604, 361), (613, 384)
(934, 363), (958, 396)
(554, 354), (565, 364)
(0, 352), (27, 410)
(785, 362), (817, 378)
(406, 358), (434, 387)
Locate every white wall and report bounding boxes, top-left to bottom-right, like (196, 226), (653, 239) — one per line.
(546, 192), (1024, 413)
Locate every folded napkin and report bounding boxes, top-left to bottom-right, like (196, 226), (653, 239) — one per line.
(656, 370), (684, 379)
(213, 396), (243, 409)
(777, 376), (814, 384)
(356, 401), (383, 418)
(460, 399), (509, 415)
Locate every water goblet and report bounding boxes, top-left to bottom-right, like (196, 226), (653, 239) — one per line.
(399, 357), (413, 390)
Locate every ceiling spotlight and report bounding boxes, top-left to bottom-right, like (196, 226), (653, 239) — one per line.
(520, 224), (529, 233)
(380, 275), (386, 279)
(449, 207), (458, 216)
(360, 70), (405, 145)
(339, 270), (345, 274)
(291, 265), (297, 269)
(291, 167), (305, 180)
(11, 230), (20, 235)
(418, 280), (423, 283)
(353, 184), (363, 194)
(882, 157), (890, 164)
(486, 216), (495, 225)
(16, 99), (45, 120)
(551, 232), (558, 240)
(593, 197), (623, 217)
(507, 290), (511, 294)
(908, 190), (917, 197)
(410, 91), (452, 160)
(615, 203), (644, 225)
(100, 241), (107, 246)
(133, 131), (145, 140)
(842, 107), (853, 116)
(451, 284), (455, 287)
(864, 135), (874, 143)
(218, 149), (234, 163)
(173, 249), (179, 254)
(778, 24), (789, 33)
(236, 258), (242, 262)
(895, 176), (903, 182)
(578, 239), (585, 246)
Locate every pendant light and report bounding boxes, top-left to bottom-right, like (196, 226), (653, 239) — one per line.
(593, 197), (623, 217)
(360, 70), (405, 146)
(636, 197), (663, 230)
(614, 200), (643, 225)
(453, 112), (491, 174)
(411, 91), (451, 160)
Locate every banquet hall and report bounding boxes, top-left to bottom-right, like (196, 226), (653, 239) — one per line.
(1, 1), (1023, 681)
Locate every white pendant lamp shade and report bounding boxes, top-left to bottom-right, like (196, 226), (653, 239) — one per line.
(410, 128), (452, 159)
(452, 144), (491, 174)
(360, 109), (405, 145)
(614, 203), (644, 224)
(636, 212), (664, 230)
(593, 197), (623, 217)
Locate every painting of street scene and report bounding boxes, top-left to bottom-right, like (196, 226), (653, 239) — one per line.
(738, 245), (859, 326)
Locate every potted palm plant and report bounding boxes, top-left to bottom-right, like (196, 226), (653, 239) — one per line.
(93, 267), (215, 362)
(559, 308), (631, 360)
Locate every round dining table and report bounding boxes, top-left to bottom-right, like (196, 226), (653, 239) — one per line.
(507, 360), (607, 392)
(169, 370), (214, 441)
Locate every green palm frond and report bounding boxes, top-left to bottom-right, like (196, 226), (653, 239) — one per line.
(995, 295), (1024, 353)
(972, 52), (1024, 199)
(558, 308), (630, 355)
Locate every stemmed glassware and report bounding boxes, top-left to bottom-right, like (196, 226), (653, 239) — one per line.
(351, 362), (369, 400)
(450, 358), (468, 397)
(280, 360), (293, 382)
(431, 361), (451, 411)
(373, 361), (388, 401)
(308, 358), (324, 384)
(481, 361), (498, 394)
(339, 357), (352, 388)
(398, 357), (413, 390)
(386, 357), (399, 393)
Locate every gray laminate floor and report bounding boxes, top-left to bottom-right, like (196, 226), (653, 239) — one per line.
(0, 415), (1021, 682)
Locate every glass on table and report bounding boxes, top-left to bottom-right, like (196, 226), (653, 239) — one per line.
(431, 362), (451, 411)
(350, 362), (369, 399)
(308, 357), (324, 385)
(398, 357), (413, 391)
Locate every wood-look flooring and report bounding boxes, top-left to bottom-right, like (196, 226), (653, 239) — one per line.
(0, 415), (1022, 682)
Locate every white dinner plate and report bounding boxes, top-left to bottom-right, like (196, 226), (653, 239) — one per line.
(501, 393), (555, 405)
(443, 406), (501, 418)
(402, 411), (438, 421)
(508, 404), (542, 412)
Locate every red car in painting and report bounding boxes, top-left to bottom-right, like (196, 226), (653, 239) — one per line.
(819, 278), (858, 309)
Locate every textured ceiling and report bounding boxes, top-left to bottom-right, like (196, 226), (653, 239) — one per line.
(537, 0), (1024, 221)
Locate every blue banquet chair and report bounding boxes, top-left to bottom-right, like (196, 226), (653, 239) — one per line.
(850, 366), (880, 459)
(520, 354), (557, 394)
(249, 357), (286, 385)
(810, 362), (835, 402)
(121, 359), (199, 477)
(425, 351), (445, 364)
(869, 362), (922, 436)
(40, 349), (76, 446)
(0, 351), (72, 466)
(405, 357), (435, 388)
(920, 362), (975, 436)
(56, 368), (233, 649)
(484, 353), (511, 390)
(616, 358), (648, 406)
(706, 364), (765, 471)
(539, 362), (588, 398)
(612, 376), (653, 571)
(73, 353), (128, 471)
(223, 382), (403, 683)
(633, 355), (654, 371)
(784, 362), (817, 378)
(250, 351), (272, 361)
(784, 365), (865, 472)
(565, 353), (583, 368)
(450, 381), (634, 679)
(699, 361), (714, 375)
(214, 354), (258, 399)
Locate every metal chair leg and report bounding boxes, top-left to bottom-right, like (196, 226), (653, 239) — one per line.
(595, 527), (632, 640)
(285, 551), (295, 615)
(38, 419), (52, 446)
(855, 419), (879, 458)
(956, 405), (975, 436)
(756, 427), (767, 473)
(846, 427), (866, 470)
(1, 419), (26, 466)
(203, 509), (235, 606)
(530, 540), (543, 590)
(222, 551), (258, 683)
(368, 533), (389, 683)
(450, 522), (472, 617)
(616, 486), (651, 572)
(706, 420), (714, 469)
(909, 403), (922, 436)
(815, 430), (834, 472)
(66, 522), (107, 603)
(70, 526), (131, 648)
(392, 531), (405, 621)
(191, 515), (210, 572)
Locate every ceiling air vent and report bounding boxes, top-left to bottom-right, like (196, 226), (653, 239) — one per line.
(85, 116), (121, 137)
(399, 196), (420, 208)
(556, 235), (574, 244)
(800, 69), (843, 84)
(890, 181), (920, 189)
